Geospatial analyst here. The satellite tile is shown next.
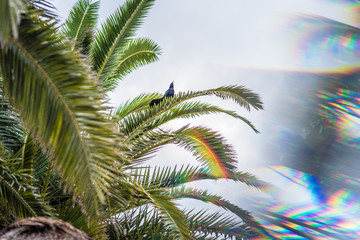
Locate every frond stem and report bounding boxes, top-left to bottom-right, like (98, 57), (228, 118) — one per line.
(130, 137), (173, 160)
(96, 0), (146, 81)
(123, 94), (199, 142)
(9, 38), (92, 180)
(0, 174), (37, 216)
(103, 49), (155, 83)
(73, 4), (91, 50)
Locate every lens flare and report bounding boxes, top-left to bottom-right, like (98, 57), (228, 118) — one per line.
(335, 173), (360, 186)
(269, 165), (326, 204)
(317, 88), (360, 148)
(285, 14), (360, 73)
(249, 166), (360, 239)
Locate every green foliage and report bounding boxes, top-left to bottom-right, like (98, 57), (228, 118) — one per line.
(0, 7), (124, 210)
(120, 85), (262, 142)
(62, 0), (100, 44)
(0, 0), (267, 239)
(0, 146), (54, 224)
(187, 209), (257, 239)
(0, 0), (24, 44)
(92, 0), (155, 83)
(0, 88), (24, 153)
(101, 37), (161, 91)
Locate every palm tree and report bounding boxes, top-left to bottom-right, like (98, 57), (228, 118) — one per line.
(0, 0), (266, 239)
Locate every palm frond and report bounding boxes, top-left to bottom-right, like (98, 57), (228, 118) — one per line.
(131, 165), (213, 188)
(93, 0), (155, 82)
(146, 189), (193, 240)
(102, 38), (161, 91)
(108, 205), (173, 239)
(186, 209), (258, 239)
(123, 86), (262, 141)
(78, 29), (95, 57)
(229, 171), (271, 191)
(130, 165), (270, 194)
(125, 129), (175, 164)
(21, 134), (36, 178)
(0, 90), (24, 153)
(57, 199), (108, 239)
(108, 179), (193, 239)
(28, 0), (58, 21)
(134, 101), (258, 135)
(111, 92), (162, 119)
(62, 0), (99, 50)
(31, 145), (52, 192)
(170, 186), (265, 236)
(0, 147), (54, 224)
(174, 126), (237, 178)
(127, 126), (237, 179)
(0, 0), (24, 44)
(205, 85), (263, 111)
(0, 10), (124, 210)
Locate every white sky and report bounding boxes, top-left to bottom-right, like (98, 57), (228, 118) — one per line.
(52, 0), (356, 208)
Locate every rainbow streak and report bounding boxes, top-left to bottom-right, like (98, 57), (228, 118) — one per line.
(253, 201), (360, 239)
(324, 0), (360, 25)
(270, 165), (310, 188)
(327, 188), (360, 212)
(190, 129), (229, 178)
(249, 166), (360, 239)
(334, 173), (360, 186)
(270, 165), (326, 203)
(285, 14), (360, 72)
(317, 88), (360, 147)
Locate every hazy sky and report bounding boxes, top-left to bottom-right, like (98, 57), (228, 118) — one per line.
(51, 0), (356, 206)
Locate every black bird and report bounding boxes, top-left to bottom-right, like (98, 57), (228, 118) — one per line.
(149, 82), (174, 107)
(149, 97), (163, 107)
(163, 81), (174, 98)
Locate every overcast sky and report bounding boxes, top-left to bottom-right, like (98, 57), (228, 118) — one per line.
(52, 0), (358, 212)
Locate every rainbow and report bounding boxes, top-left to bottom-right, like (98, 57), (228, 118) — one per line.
(190, 129), (229, 179)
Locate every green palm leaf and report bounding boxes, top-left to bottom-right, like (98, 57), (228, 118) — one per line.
(128, 125), (255, 179)
(28, 0), (58, 20)
(58, 199), (108, 239)
(111, 92), (162, 119)
(102, 38), (161, 91)
(0, 0), (24, 44)
(108, 180), (193, 239)
(130, 165), (209, 189)
(0, 147), (54, 223)
(21, 134), (36, 178)
(173, 126), (237, 178)
(186, 209), (257, 239)
(146, 188), (193, 240)
(170, 186), (266, 236)
(0, 9), (124, 210)
(108, 205), (173, 239)
(123, 101), (258, 137)
(131, 164), (269, 192)
(122, 85), (263, 141)
(62, 0), (99, 50)
(126, 129), (175, 163)
(93, 0), (155, 82)
(0, 90), (24, 153)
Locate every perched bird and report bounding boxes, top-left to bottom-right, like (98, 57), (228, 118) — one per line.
(149, 82), (175, 107)
(163, 81), (174, 98)
(149, 97), (163, 107)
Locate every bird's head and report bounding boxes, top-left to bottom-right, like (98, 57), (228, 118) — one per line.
(169, 81), (174, 88)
